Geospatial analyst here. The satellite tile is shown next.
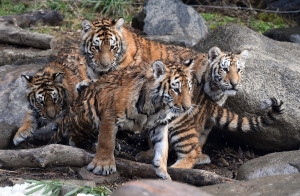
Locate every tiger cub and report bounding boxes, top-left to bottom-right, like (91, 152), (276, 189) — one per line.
(13, 46), (91, 146)
(50, 59), (194, 180)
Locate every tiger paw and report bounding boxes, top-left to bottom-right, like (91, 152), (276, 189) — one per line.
(135, 149), (155, 164)
(13, 128), (35, 146)
(87, 158), (116, 176)
(75, 79), (93, 94)
(195, 153), (211, 165)
(153, 159), (171, 180)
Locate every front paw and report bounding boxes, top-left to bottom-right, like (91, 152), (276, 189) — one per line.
(153, 159), (172, 181)
(13, 128), (34, 146)
(135, 149), (155, 164)
(87, 157), (116, 176)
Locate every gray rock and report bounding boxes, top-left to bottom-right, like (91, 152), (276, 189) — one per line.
(58, 179), (96, 196)
(263, 26), (300, 44)
(236, 150), (300, 180)
(0, 63), (42, 127)
(192, 24), (300, 151)
(142, 0), (208, 47)
(0, 47), (53, 66)
(200, 173), (300, 196)
(111, 179), (212, 196)
(0, 121), (17, 149)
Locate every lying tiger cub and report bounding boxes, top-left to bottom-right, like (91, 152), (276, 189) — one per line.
(51, 59), (194, 180)
(13, 46), (91, 146)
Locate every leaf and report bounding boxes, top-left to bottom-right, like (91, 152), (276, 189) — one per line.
(25, 184), (46, 195)
(64, 187), (80, 196)
(41, 184), (55, 195)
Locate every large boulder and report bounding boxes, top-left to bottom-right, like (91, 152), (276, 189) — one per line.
(133, 0), (208, 47)
(0, 63), (42, 127)
(111, 180), (212, 196)
(236, 150), (300, 180)
(192, 24), (300, 152)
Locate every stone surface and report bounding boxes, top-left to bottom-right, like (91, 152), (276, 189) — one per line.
(263, 26), (300, 44)
(200, 173), (300, 196)
(193, 24), (300, 152)
(236, 150), (300, 180)
(142, 0), (208, 47)
(58, 179), (96, 196)
(0, 47), (53, 66)
(78, 167), (120, 184)
(0, 121), (17, 149)
(110, 179), (212, 196)
(0, 63), (42, 127)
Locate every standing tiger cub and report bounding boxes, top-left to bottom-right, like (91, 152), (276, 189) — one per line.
(13, 46), (91, 146)
(51, 59), (194, 180)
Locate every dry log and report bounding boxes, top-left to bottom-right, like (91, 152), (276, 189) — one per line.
(0, 144), (235, 186)
(0, 10), (63, 28)
(0, 21), (54, 49)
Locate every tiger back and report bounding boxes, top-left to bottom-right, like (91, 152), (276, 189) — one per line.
(13, 45), (91, 146)
(51, 59), (194, 180)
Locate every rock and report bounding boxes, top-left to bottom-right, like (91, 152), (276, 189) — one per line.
(139, 0), (208, 47)
(192, 24), (300, 152)
(0, 47), (53, 66)
(0, 63), (42, 127)
(200, 173), (300, 196)
(263, 26), (300, 44)
(236, 150), (300, 180)
(0, 122), (18, 149)
(110, 179), (212, 196)
(78, 167), (120, 184)
(58, 179), (96, 196)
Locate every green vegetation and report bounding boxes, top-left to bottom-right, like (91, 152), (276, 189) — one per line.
(25, 180), (111, 196)
(202, 12), (289, 33)
(0, 1), (292, 36)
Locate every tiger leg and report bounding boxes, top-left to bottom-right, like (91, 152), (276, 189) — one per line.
(196, 120), (213, 165)
(170, 127), (201, 169)
(87, 117), (117, 176)
(150, 125), (171, 180)
(135, 131), (155, 163)
(13, 111), (38, 146)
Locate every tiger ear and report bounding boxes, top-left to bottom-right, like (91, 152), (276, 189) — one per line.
(53, 73), (64, 83)
(114, 18), (124, 31)
(208, 46), (222, 63)
(152, 61), (166, 79)
(239, 50), (249, 64)
(21, 75), (33, 85)
(81, 19), (93, 33)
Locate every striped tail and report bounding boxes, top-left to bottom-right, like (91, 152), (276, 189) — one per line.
(213, 97), (284, 132)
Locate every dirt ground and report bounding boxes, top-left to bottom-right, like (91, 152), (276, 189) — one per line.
(0, 130), (261, 192)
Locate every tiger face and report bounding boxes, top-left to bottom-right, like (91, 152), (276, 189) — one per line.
(81, 18), (125, 75)
(23, 72), (65, 122)
(152, 59), (194, 118)
(208, 46), (248, 96)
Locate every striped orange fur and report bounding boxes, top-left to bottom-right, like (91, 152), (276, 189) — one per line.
(13, 45), (91, 146)
(51, 60), (194, 180)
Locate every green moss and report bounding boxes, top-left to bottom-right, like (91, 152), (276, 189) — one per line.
(201, 12), (289, 33)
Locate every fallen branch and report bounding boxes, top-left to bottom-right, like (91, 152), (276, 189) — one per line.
(0, 21), (53, 49)
(0, 144), (235, 186)
(0, 10), (63, 28)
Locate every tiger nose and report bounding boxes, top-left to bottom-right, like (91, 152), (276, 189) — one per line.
(230, 81), (238, 88)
